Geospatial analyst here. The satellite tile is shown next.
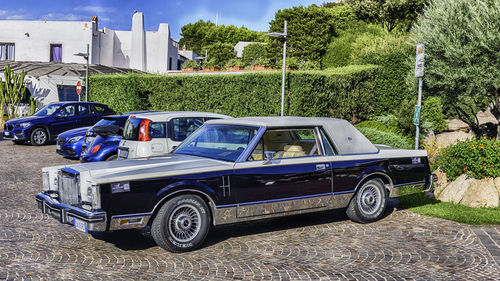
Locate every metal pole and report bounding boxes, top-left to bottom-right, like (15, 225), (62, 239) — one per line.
(85, 44), (89, 102)
(280, 21), (287, 117)
(415, 77), (423, 149)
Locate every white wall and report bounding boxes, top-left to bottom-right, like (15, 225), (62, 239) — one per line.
(0, 20), (98, 64)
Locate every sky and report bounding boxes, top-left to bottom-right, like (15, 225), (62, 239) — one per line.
(0, 0), (328, 40)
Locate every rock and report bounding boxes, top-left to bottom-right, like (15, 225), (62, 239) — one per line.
(433, 169), (448, 197)
(494, 178), (500, 197)
(460, 178), (499, 208)
(438, 174), (473, 204)
(476, 108), (499, 126)
(447, 119), (469, 132)
(434, 131), (473, 148)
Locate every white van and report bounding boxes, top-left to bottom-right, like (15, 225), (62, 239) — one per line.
(117, 111), (231, 159)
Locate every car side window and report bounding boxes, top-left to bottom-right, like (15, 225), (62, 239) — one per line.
(247, 128), (321, 161)
(91, 105), (106, 114)
(149, 122), (166, 138)
(171, 117), (204, 141)
(320, 129), (336, 156)
(78, 104), (91, 115)
(58, 105), (75, 117)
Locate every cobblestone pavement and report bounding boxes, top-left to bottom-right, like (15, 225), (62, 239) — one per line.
(0, 138), (499, 280)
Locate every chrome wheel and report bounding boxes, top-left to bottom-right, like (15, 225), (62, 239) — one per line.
(168, 204), (201, 243)
(358, 184), (382, 216)
(31, 128), (48, 146)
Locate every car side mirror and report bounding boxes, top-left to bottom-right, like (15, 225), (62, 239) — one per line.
(263, 151), (275, 164)
(54, 113), (63, 119)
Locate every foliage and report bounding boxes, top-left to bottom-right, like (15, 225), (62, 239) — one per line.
(267, 5), (337, 65)
(356, 120), (401, 134)
(397, 187), (500, 225)
(357, 126), (412, 149)
(204, 42), (235, 68)
(241, 43), (267, 66)
(436, 139), (500, 181)
(89, 65), (380, 122)
(409, 0), (500, 137)
(179, 21), (265, 54)
(0, 64), (26, 118)
(28, 96), (38, 116)
(323, 3), (358, 31)
(350, 0), (426, 32)
(252, 57), (271, 67)
(299, 60), (320, 70)
(202, 59), (217, 69)
(285, 57), (299, 69)
(422, 96), (447, 133)
(225, 58), (244, 67)
(182, 60), (200, 69)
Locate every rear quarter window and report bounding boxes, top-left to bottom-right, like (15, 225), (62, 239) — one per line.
(122, 118), (142, 140)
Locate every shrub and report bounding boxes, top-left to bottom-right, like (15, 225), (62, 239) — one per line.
(202, 59), (217, 68)
(241, 43), (267, 66)
(299, 60), (320, 70)
(226, 58), (244, 67)
(182, 60), (200, 69)
(437, 139), (500, 180)
(89, 65), (380, 121)
(422, 96), (447, 133)
(204, 42), (235, 68)
(356, 120), (400, 134)
(357, 127), (413, 149)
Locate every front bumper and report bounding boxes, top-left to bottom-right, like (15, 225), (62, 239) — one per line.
(36, 192), (107, 232)
(3, 129), (28, 141)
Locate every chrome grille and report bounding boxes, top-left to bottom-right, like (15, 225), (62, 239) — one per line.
(58, 170), (80, 205)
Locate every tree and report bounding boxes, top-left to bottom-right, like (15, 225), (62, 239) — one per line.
(241, 43), (267, 65)
(179, 21), (265, 55)
(203, 42), (235, 68)
(267, 5), (337, 65)
(0, 64), (26, 119)
(350, 0), (426, 32)
(410, 0), (500, 137)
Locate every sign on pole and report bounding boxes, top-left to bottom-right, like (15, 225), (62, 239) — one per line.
(76, 81), (82, 95)
(413, 105), (421, 125)
(415, 43), (425, 77)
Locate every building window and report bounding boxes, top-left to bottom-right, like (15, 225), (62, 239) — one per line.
(50, 44), (62, 62)
(0, 43), (15, 61)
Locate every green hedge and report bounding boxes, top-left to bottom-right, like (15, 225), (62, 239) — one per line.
(357, 127), (412, 149)
(88, 65), (379, 121)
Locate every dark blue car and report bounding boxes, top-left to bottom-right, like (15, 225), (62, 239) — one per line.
(80, 115), (130, 162)
(55, 127), (90, 158)
(3, 102), (114, 145)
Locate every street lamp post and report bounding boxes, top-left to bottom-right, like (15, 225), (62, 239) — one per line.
(266, 21), (287, 116)
(74, 44), (89, 102)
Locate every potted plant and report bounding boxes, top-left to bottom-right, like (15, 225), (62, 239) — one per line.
(225, 59), (245, 71)
(182, 60), (200, 72)
(250, 58), (270, 71)
(202, 59), (219, 72)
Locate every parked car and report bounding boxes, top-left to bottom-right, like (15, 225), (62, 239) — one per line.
(3, 102), (114, 145)
(117, 111), (231, 159)
(80, 116), (129, 162)
(36, 117), (436, 252)
(55, 127), (90, 158)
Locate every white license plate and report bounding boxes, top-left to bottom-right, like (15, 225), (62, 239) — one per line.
(56, 144), (61, 150)
(4, 131), (10, 136)
(73, 218), (88, 233)
(118, 149), (128, 159)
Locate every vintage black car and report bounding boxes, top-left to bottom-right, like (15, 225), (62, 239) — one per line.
(36, 117), (435, 252)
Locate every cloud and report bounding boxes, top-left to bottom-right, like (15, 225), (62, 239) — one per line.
(40, 13), (89, 21)
(74, 6), (116, 14)
(0, 9), (33, 20)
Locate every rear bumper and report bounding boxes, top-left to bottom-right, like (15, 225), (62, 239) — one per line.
(36, 192), (107, 232)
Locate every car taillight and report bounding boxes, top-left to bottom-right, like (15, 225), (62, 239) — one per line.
(138, 119), (152, 141)
(91, 144), (101, 154)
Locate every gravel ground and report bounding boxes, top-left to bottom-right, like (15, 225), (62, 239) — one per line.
(0, 135), (499, 280)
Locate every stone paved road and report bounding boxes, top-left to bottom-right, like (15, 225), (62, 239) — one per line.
(0, 138), (499, 280)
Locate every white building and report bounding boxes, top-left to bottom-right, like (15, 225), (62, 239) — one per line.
(0, 12), (179, 108)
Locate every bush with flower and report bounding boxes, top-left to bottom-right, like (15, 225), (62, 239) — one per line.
(436, 138), (500, 180)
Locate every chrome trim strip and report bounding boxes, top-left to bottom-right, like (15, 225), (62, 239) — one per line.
(112, 212), (153, 219)
(393, 180), (425, 187)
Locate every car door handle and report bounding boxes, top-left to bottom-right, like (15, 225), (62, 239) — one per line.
(316, 163), (330, 171)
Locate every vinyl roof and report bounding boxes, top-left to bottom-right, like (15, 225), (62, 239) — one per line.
(130, 111), (232, 121)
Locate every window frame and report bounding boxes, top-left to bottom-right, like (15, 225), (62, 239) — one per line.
(0, 43), (15, 61)
(50, 44), (62, 62)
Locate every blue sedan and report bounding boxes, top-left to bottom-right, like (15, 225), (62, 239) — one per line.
(56, 127), (90, 158)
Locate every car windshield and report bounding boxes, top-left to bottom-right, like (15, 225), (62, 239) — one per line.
(33, 104), (61, 116)
(174, 124), (259, 162)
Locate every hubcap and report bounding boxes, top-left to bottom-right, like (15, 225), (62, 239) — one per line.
(168, 204), (201, 243)
(34, 131), (46, 144)
(359, 184), (382, 215)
